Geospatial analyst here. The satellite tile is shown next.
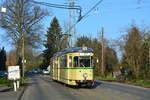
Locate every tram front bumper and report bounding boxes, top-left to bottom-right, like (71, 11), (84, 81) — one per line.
(75, 80), (95, 85)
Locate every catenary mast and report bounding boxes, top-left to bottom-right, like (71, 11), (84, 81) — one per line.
(68, 0), (77, 47)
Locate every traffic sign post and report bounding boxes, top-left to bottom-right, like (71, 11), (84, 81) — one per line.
(8, 66), (20, 91)
(17, 80), (20, 88)
(13, 81), (17, 92)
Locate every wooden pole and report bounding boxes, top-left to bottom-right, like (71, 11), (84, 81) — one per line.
(22, 29), (25, 77)
(101, 27), (105, 76)
(148, 41), (150, 64)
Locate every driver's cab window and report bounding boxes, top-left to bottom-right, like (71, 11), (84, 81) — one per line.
(74, 56), (78, 67)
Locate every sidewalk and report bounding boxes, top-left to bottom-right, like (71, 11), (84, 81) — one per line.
(0, 86), (25, 100)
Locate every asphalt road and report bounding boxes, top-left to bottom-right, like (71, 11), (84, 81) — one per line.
(21, 75), (150, 100)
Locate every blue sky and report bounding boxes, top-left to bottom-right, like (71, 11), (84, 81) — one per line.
(37, 0), (150, 41)
(0, 0), (150, 52)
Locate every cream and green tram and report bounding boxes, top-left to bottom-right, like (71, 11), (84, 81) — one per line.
(51, 47), (94, 87)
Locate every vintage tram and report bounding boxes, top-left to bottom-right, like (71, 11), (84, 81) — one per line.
(50, 47), (95, 87)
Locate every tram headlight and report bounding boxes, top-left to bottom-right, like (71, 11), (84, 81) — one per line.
(83, 73), (88, 78)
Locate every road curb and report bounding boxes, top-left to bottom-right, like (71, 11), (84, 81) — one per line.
(17, 85), (28, 100)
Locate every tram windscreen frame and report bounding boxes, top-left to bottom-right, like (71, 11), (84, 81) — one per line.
(74, 56), (93, 67)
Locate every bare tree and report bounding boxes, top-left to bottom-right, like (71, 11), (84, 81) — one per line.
(0, 0), (49, 58)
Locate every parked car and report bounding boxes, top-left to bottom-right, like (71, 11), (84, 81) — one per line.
(32, 69), (38, 74)
(25, 71), (34, 77)
(42, 69), (49, 75)
(0, 71), (8, 77)
(32, 68), (42, 74)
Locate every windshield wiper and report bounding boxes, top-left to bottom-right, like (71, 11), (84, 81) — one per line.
(81, 63), (85, 67)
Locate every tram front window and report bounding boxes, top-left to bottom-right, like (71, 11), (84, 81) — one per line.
(74, 56), (92, 67)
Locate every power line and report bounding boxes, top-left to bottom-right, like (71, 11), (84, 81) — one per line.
(31, 0), (81, 11)
(64, 0), (104, 34)
(81, 0), (103, 20)
(31, 0), (104, 41)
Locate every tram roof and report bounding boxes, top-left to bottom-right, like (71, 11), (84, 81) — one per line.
(53, 47), (93, 57)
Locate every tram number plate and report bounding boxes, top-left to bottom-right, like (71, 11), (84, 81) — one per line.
(80, 53), (90, 56)
(80, 80), (83, 82)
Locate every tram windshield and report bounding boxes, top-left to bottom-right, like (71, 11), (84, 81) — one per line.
(74, 56), (93, 67)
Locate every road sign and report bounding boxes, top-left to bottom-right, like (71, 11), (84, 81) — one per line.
(8, 66), (20, 80)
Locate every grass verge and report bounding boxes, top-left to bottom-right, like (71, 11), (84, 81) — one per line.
(94, 76), (118, 81)
(125, 80), (150, 88)
(0, 77), (9, 86)
(0, 77), (28, 87)
(95, 76), (150, 88)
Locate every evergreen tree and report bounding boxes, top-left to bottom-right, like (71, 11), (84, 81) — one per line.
(0, 47), (7, 70)
(42, 17), (62, 68)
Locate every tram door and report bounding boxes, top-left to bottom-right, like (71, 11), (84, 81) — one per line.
(68, 55), (72, 83)
(57, 58), (60, 81)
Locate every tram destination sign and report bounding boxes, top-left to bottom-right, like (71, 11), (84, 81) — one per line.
(79, 53), (91, 56)
(8, 66), (20, 80)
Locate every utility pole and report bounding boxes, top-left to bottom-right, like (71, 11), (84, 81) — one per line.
(68, 0), (76, 47)
(101, 27), (105, 76)
(22, 33), (25, 77)
(148, 41), (150, 65)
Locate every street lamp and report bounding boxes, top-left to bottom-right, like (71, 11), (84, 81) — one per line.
(0, 7), (6, 19)
(1, 7), (6, 13)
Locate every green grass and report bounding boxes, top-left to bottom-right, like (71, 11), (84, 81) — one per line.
(0, 77), (9, 86)
(94, 76), (118, 81)
(95, 75), (150, 88)
(0, 77), (28, 87)
(126, 80), (150, 88)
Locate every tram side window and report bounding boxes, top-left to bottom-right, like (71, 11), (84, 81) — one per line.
(60, 56), (67, 67)
(69, 56), (72, 67)
(74, 56), (79, 67)
(60, 57), (63, 68)
(54, 60), (57, 68)
(91, 56), (94, 67)
(64, 56), (67, 67)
